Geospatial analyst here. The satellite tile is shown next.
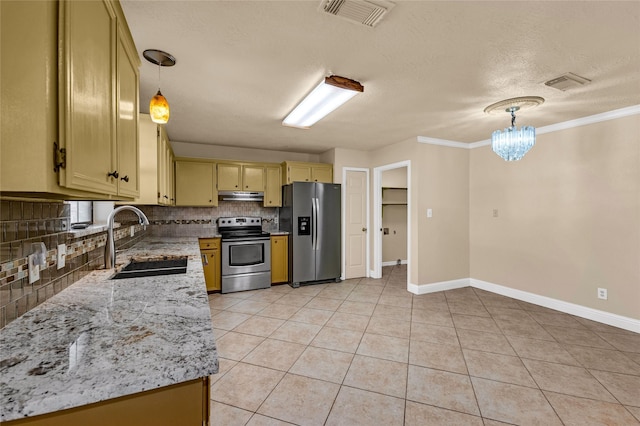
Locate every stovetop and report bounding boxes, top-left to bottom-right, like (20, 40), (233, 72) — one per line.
(218, 216), (269, 240)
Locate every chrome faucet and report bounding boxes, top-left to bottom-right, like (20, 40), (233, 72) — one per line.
(104, 206), (150, 269)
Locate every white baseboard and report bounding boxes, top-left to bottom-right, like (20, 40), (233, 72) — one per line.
(382, 260), (408, 267)
(470, 279), (640, 334)
(408, 278), (470, 295)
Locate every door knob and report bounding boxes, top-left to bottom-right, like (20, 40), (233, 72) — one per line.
(362, 227), (367, 232)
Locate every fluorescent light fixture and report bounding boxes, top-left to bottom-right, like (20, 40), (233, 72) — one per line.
(283, 75), (363, 129)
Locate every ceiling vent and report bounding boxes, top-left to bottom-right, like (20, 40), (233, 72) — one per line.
(544, 72), (591, 91)
(319, 0), (395, 28)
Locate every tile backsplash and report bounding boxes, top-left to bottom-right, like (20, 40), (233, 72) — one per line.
(0, 200), (146, 328)
(138, 201), (279, 237)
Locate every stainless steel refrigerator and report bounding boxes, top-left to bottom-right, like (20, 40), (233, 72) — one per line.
(280, 182), (341, 287)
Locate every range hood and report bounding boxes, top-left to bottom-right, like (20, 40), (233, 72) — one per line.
(218, 191), (264, 202)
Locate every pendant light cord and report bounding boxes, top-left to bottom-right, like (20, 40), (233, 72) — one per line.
(510, 108), (516, 127)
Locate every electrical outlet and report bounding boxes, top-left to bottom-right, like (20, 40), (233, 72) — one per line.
(28, 254), (40, 284)
(597, 288), (608, 300)
(427, 208), (433, 218)
(130, 225), (135, 237)
(57, 244), (66, 269)
(274, 217), (279, 225)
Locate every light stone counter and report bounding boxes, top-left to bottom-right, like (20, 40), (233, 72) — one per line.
(0, 237), (218, 422)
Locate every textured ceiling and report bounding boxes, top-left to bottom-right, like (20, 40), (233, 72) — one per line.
(120, 1), (640, 154)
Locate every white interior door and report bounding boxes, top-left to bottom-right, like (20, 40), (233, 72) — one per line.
(344, 169), (368, 279)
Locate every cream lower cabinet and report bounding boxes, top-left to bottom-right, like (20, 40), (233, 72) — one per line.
(175, 161), (217, 206)
(200, 238), (221, 292)
(271, 235), (288, 284)
(3, 378), (210, 426)
(0, 0), (140, 200)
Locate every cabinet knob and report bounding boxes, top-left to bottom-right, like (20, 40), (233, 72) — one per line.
(120, 175), (129, 182)
(209, 199), (212, 203)
(107, 170), (119, 179)
(362, 227), (367, 232)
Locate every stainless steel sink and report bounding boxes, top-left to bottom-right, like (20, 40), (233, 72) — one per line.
(111, 257), (188, 279)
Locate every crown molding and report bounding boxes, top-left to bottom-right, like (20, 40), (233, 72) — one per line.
(418, 104), (640, 149)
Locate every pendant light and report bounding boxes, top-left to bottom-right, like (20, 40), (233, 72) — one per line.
(484, 96), (544, 161)
(143, 49), (176, 124)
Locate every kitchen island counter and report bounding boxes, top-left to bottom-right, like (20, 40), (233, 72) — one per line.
(0, 237), (217, 423)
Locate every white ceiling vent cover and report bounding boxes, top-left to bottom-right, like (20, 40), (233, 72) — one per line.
(319, 0), (395, 28)
(545, 72), (591, 91)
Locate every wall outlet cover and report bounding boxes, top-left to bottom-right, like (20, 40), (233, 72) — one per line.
(597, 288), (608, 300)
(130, 226), (135, 237)
(28, 254), (40, 284)
(57, 244), (66, 270)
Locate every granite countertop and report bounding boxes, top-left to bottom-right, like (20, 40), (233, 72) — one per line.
(0, 237), (218, 422)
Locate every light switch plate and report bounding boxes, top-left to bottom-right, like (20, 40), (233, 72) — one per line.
(57, 244), (66, 269)
(427, 209), (433, 218)
(28, 254), (40, 284)
(130, 225), (135, 237)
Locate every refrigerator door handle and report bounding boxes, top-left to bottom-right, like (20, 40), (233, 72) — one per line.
(312, 197), (318, 251)
(315, 196), (321, 252)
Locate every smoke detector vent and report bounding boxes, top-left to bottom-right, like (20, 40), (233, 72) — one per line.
(319, 0), (395, 28)
(544, 72), (591, 91)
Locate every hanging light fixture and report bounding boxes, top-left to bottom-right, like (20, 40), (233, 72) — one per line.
(283, 75), (364, 129)
(143, 49), (176, 124)
(484, 96), (544, 161)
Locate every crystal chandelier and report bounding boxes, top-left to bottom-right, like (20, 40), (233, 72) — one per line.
(485, 96), (544, 162)
(491, 107), (535, 161)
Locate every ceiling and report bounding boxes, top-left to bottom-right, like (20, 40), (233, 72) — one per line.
(120, 1), (640, 154)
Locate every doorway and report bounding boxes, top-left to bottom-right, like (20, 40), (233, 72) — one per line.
(342, 168), (369, 279)
(373, 161), (410, 281)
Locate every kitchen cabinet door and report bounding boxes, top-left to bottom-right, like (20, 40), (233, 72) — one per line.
(217, 163), (242, 190)
(200, 238), (221, 292)
(115, 21), (140, 198)
(271, 235), (288, 284)
(242, 165), (265, 191)
(59, 0), (118, 195)
(311, 165), (333, 183)
(286, 164), (311, 183)
(264, 166), (281, 207)
(175, 161), (217, 206)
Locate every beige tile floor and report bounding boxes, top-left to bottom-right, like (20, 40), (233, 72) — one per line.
(208, 265), (640, 425)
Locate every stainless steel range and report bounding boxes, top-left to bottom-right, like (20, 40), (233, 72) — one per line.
(218, 217), (271, 293)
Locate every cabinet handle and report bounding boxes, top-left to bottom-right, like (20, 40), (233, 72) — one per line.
(107, 170), (119, 179)
(120, 175), (129, 182)
(164, 195), (169, 199)
(202, 253), (208, 266)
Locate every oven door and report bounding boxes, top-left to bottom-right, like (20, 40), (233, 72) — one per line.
(221, 239), (271, 276)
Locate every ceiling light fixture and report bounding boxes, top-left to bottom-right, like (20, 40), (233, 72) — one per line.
(283, 75), (364, 129)
(143, 49), (176, 124)
(484, 96), (544, 161)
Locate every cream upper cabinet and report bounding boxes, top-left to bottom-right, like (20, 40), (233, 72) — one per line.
(311, 166), (333, 183)
(243, 165), (265, 191)
(0, 0), (140, 200)
(132, 114), (159, 204)
(264, 166), (282, 207)
(175, 160), (218, 206)
(282, 162), (333, 184)
(217, 163), (242, 190)
(217, 163), (264, 191)
(58, 0), (118, 195)
(115, 21), (140, 198)
(157, 126), (175, 205)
